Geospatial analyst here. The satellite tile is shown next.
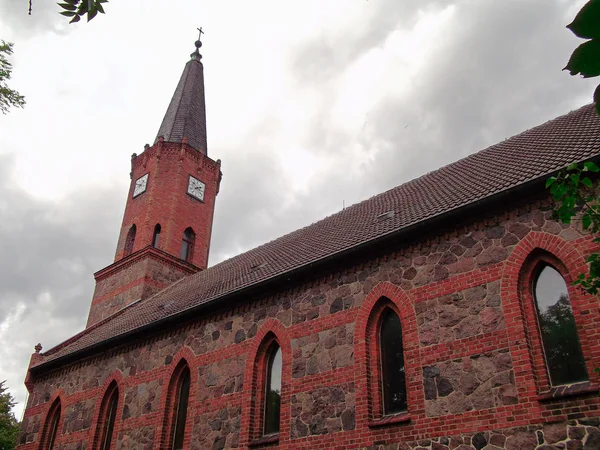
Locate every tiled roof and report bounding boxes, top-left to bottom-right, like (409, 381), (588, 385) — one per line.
(154, 54), (208, 153)
(40, 104), (600, 367)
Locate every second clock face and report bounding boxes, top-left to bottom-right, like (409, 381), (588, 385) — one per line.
(133, 173), (149, 198)
(187, 175), (205, 201)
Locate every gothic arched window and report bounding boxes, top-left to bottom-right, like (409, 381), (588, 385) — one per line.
(533, 264), (588, 386)
(170, 365), (191, 450)
(179, 228), (195, 262)
(263, 342), (282, 436)
(124, 225), (136, 256)
(152, 224), (161, 248)
(40, 398), (61, 450)
(380, 308), (407, 415)
(95, 381), (119, 450)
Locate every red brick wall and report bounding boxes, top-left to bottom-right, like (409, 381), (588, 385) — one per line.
(114, 140), (221, 270)
(18, 195), (600, 450)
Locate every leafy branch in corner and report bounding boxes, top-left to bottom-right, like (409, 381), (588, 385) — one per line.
(57, 0), (108, 23)
(546, 161), (600, 294)
(0, 41), (26, 115)
(564, 0), (600, 114)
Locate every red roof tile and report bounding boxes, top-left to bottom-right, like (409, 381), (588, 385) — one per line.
(39, 104), (600, 366)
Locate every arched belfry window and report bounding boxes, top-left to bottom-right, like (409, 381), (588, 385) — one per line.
(533, 264), (588, 386)
(40, 398), (61, 450)
(95, 381), (119, 450)
(169, 364), (191, 450)
(152, 224), (161, 248)
(264, 342), (282, 436)
(180, 228), (195, 262)
(124, 225), (136, 256)
(380, 308), (407, 415)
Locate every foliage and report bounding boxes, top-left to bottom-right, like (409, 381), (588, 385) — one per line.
(58, 0), (108, 23)
(564, 0), (600, 114)
(0, 381), (19, 450)
(0, 41), (26, 115)
(546, 162), (600, 294)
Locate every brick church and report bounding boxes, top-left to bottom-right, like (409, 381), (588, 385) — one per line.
(17, 36), (600, 450)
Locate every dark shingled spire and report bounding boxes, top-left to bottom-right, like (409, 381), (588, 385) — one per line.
(155, 34), (207, 154)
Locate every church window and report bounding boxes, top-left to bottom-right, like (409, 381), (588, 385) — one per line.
(95, 381), (119, 450)
(124, 225), (136, 256)
(180, 228), (195, 262)
(152, 224), (161, 248)
(263, 342), (282, 436)
(170, 366), (191, 450)
(533, 264), (588, 386)
(380, 308), (407, 415)
(41, 398), (61, 450)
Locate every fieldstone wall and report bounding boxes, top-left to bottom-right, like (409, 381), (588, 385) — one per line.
(417, 281), (504, 346)
(122, 380), (161, 419)
(62, 399), (95, 434)
(197, 356), (244, 401)
(290, 382), (356, 439)
(115, 426), (154, 450)
(360, 420), (600, 450)
(191, 406), (241, 450)
(291, 323), (354, 378)
(424, 350), (518, 416)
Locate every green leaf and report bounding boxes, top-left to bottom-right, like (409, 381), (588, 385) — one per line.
(546, 176), (557, 188)
(568, 162), (579, 170)
(96, 2), (105, 13)
(584, 161), (600, 172)
(567, 0), (600, 39)
(582, 176), (593, 187)
(564, 39), (600, 78)
(583, 213), (592, 229)
(570, 173), (581, 186)
(88, 6), (98, 21)
(58, 2), (77, 11)
(60, 10), (77, 16)
(595, 83), (600, 115)
(69, 14), (81, 23)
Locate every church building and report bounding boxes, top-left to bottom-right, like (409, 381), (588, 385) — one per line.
(17, 37), (600, 450)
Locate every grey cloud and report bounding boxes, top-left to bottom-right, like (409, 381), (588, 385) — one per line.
(0, 0), (68, 38)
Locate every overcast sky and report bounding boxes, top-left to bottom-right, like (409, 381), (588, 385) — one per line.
(0, 0), (596, 419)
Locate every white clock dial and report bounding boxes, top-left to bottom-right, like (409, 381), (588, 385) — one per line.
(133, 173), (148, 198)
(187, 175), (205, 201)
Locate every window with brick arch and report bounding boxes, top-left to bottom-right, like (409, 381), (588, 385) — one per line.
(124, 224), (136, 256)
(180, 227), (195, 262)
(40, 398), (61, 450)
(379, 308), (407, 415)
(95, 381), (119, 450)
(152, 224), (161, 248)
(263, 342), (282, 436)
(533, 264), (588, 386)
(170, 366), (191, 450)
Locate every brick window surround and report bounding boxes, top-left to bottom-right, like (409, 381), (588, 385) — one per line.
(518, 249), (595, 398)
(92, 381), (119, 450)
(38, 397), (61, 450)
(160, 358), (192, 450)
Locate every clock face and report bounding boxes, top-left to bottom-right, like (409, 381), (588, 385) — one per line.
(187, 175), (205, 201)
(133, 173), (149, 198)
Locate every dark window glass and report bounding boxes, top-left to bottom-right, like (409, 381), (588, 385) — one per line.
(534, 265), (588, 385)
(152, 224), (161, 248)
(171, 368), (191, 450)
(380, 309), (407, 415)
(124, 225), (136, 256)
(99, 385), (118, 450)
(180, 228), (195, 261)
(45, 401), (61, 450)
(264, 344), (282, 436)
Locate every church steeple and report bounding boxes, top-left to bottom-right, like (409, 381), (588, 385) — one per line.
(85, 33), (222, 328)
(155, 31), (208, 154)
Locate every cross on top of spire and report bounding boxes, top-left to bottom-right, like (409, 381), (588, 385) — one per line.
(192, 27), (204, 60)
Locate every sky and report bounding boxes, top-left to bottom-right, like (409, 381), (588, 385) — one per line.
(0, 0), (596, 419)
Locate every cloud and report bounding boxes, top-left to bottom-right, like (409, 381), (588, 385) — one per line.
(0, 0), (69, 39)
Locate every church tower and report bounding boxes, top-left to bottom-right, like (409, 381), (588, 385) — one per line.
(86, 35), (222, 328)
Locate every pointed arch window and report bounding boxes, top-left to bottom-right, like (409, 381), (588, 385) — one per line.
(180, 228), (195, 262)
(124, 225), (136, 256)
(95, 381), (119, 450)
(380, 308), (407, 415)
(533, 264), (588, 386)
(263, 343), (282, 436)
(169, 365), (191, 450)
(152, 224), (161, 248)
(40, 398), (61, 450)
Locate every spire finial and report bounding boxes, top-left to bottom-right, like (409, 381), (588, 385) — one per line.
(191, 27), (204, 60)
